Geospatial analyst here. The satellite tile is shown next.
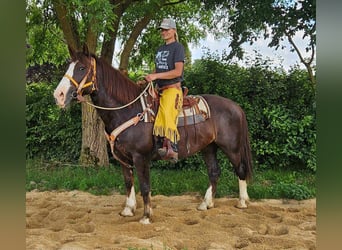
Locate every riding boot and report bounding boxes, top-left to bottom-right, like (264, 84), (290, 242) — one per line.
(157, 137), (167, 157)
(158, 138), (178, 163)
(168, 141), (178, 163)
(155, 136), (164, 151)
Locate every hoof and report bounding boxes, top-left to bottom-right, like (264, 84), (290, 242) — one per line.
(197, 202), (208, 211)
(139, 216), (151, 225)
(197, 201), (214, 211)
(120, 207), (135, 217)
(235, 199), (248, 209)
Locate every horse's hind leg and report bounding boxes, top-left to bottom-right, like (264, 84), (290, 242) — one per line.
(223, 149), (250, 209)
(119, 165), (137, 217)
(237, 178), (249, 208)
(198, 144), (221, 211)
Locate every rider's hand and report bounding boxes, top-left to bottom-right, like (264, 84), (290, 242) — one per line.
(136, 79), (147, 86)
(144, 73), (157, 82)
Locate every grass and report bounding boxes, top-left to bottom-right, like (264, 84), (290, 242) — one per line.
(26, 159), (316, 200)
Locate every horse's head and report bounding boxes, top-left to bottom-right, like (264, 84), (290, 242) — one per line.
(54, 44), (96, 108)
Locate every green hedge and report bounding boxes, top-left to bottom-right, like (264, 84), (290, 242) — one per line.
(184, 58), (316, 171)
(26, 82), (82, 162)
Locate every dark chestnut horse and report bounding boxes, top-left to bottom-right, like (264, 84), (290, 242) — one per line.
(54, 45), (253, 224)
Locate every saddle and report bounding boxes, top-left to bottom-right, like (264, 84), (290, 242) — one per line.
(140, 86), (211, 126)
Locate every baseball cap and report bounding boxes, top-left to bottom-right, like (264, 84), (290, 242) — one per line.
(159, 18), (176, 29)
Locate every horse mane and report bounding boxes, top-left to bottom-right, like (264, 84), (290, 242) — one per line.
(77, 51), (142, 105)
(97, 58), (142, 105)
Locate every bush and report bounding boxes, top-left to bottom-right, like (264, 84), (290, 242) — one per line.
(256, 106), (316, 171)
(184, 57), (316, 172)
(26, 82), (82, 162)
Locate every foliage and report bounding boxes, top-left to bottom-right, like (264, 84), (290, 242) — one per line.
(184, 55), (316, 172)
(118, 0), (213, 71)
(26, 0), (69, 66)
(26, 160), (315, 200)
(208, 0), (316, 61)
(248, 168), (315, 200)
(26, 82), (82, 162)
(258, 106), (316, 171)
(26, 62), (68, 84)
(201, 0), (316, 84)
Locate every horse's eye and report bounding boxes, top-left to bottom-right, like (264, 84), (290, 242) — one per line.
(79, 67), (85, 71)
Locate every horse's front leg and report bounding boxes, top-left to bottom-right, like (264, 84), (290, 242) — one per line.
(134, 154), (152, 224)
(198, 144), (220, 210)
(119, 165), (137, 217)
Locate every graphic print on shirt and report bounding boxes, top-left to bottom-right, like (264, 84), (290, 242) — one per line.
(156, 50), (170, 70)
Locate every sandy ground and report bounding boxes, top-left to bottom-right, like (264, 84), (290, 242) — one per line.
(26, 190), (316, 250)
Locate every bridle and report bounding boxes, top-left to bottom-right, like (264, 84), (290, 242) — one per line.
(64, 56), (154, 112)
(64, 57), (97, 97)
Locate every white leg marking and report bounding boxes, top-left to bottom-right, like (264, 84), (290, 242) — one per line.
(139, 192), (153, 224)
(139, 216), (151, 225)
(197, 185), (214, 211)
(120, 186), (136, 217)
(237, 179), (249, 209)
(53, 62), (77, 108)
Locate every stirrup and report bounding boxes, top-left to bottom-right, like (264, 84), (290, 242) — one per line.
(166, 150), (178, 163)
(158, 147), (178, 163)
(158, 139), (178, 163)
(157, 147), (167, 157)
(159, 147), (178, 163)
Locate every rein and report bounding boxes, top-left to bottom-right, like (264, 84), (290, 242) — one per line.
(83, 81), (154, 110)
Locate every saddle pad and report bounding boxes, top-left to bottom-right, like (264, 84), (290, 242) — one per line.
(140, 94), (210, 126)
(177, 95), (210, 127)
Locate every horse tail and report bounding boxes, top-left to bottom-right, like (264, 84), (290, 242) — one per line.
(241, 111), (253, 182)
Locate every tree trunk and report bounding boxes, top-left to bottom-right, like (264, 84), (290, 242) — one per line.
(79, 97), (109, 166)
(53, 0), (109, 166)
(101, 0), (133, 64)
(81, 34), (109, 166)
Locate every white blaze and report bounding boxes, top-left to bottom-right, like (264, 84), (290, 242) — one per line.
(53, 62), (77, 108)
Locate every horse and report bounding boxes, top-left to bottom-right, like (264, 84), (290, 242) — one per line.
(53, 44), (253, 224)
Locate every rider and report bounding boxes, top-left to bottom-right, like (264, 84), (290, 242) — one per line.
(142, 18), (185, 162)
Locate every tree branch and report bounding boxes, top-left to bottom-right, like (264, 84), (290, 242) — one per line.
(51, 0), (81, 51)
(119, 14), (153, 71)
(286, 31), (315, 86)
(163, 0), (187, 7)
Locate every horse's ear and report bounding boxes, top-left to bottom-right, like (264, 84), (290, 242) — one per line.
(68, 45), (77, 61)
(83, 44), (90, 57)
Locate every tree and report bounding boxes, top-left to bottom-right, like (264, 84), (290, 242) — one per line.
(51, 0), (119, 166)
(202, 0), (316, 86)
